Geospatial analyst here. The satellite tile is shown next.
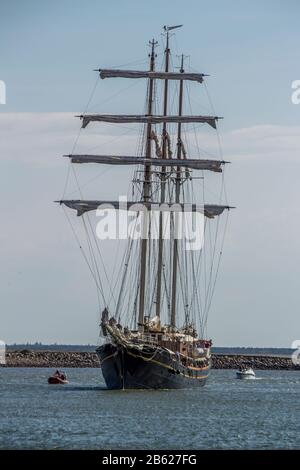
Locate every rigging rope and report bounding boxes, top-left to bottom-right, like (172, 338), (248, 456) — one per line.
(62, 206), (105, 307)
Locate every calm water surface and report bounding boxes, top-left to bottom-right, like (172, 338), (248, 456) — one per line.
(0, 368), (299, 449)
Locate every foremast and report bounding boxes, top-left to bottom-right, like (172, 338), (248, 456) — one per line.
(170, 54), (185, 329)
(156, 29), (170, 318)
(138, 39), (157, 331)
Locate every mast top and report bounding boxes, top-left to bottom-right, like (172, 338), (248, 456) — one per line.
(149, 38), (158, 52)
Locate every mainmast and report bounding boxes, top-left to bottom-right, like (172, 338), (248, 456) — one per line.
(138, 39), (157, 330)
(170, 54), (185, 328)
(155, 29), (170, 318)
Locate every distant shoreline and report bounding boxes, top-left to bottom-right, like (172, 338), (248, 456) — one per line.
(1, 350), (298, 370)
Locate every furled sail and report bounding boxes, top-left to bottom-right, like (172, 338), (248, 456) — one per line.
(98, 69), (207, 83)
(66, 154), (226, 172)
(57, 199), (232, 218)
(80, 114), (220, 129)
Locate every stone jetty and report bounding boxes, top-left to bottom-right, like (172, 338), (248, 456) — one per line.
(4, 350), (100, 368)
(1, 350), (299, 370)
(212, 354), (298, 370)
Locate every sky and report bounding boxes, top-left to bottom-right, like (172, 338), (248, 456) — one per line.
(0, 0), (300, 346)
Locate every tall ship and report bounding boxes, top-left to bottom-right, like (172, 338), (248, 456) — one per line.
(58, 25), (232, 389)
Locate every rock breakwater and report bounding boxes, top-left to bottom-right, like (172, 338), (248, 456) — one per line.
(2, 350), (299, 370)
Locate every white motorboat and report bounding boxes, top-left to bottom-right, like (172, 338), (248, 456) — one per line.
(236, 367), (255, 379)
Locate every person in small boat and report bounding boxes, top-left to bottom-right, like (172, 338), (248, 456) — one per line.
(54, 369), (66, 380)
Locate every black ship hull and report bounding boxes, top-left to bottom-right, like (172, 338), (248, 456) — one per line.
(96, 342), (211, 390)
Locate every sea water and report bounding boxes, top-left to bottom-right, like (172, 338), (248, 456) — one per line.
(0, 368), (299, 449)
